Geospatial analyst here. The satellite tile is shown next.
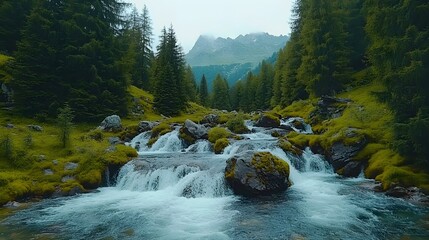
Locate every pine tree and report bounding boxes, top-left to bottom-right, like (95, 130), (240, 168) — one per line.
(199, 74), (209, 106)
(57, 103), (74, 148)
(153, 26), (186, 116)
(184, 66), (198, 102)
(255, 61), (274, 110)
(12, 0), (64, 117)
(297, 0), (351, 97)
(211, 74), (230, 110)
(0, 0), (34, 54)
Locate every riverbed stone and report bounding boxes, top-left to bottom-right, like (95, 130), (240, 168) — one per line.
(179, 119), (208, 145)
(255, 114), (280, 128)
(201, 114), (220, 126)
(225, 151), (291, 196)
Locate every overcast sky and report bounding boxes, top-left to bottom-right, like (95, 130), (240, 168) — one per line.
(126, 0), (294, 53)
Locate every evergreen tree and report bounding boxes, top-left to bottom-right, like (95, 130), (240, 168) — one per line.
(297, 0), (351, 97)
(0, 0), (34, 54)
(153, 26), (186, 116)
(211, 74), (230, 110)
(183, 66), (198, 102)
(255, 61), (274, 110)
(12, 0), (64, 117)
(365, 0), (429, 166)
(57, 103), (74, 148)
(198, 74), (209, 106)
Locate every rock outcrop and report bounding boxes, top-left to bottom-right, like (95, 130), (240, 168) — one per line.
(225, 151), (291, 196)
(255, 114), (280, 128)
(99, 115), (122, 132)
(179, 119), (208, 145)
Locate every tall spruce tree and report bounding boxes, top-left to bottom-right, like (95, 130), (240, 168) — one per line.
(211, 74), (230, 110)
(183, 66), (198, 102)
(199, 74), (209, 106)
(153, 26), (186, 116)
(365, 0), (429, 165)
(0, 0), (34, 54)
(12, 0), (64, 117)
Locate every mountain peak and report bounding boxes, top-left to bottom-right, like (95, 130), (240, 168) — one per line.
(186, 33), (288, 66)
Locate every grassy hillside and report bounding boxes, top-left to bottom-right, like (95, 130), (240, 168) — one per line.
(0, 83), (221, 205)
(274, 83), (429, 192)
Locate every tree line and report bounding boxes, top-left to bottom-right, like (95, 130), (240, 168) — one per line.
(220, 0), (428, 167)
(0, 0), (199, 121)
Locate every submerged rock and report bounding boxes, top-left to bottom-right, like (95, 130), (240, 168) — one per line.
(225, 151), (291, 196)
(99, 115), (122, 132)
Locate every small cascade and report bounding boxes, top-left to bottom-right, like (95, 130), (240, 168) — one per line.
(185, 140), (212, 153)
(116, 161), (229, 198)
(301, 147), (333, 173)
(127, 131), (151, 152)
(281, 117), (313, 134)
(147, 129), (184, 153)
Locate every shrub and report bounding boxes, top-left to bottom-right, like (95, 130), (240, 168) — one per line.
(214, 138), (229, 154)
(226, 115), (249, 134)
(208, 127), (231, 143)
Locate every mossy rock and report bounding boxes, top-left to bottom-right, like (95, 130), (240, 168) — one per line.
(78, 169), (102, 189)
(225, 151), (291, 196)
(150, 122), (172, 138)
(255, 113), (280, 128)
(278, 139), (303, 156)
(214, 138), (229, 154)
(208, 127), (231, 143)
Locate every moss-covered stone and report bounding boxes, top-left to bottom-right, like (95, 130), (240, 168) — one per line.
(278, 139), (303, 156)
(226, 115), (249, 134)
(208, 127), (231, 143)
(225, 151), (291, 196)
(214, 138), (229, 154)
(251, 152), (290, 177)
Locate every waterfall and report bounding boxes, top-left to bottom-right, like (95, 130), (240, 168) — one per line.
(185, 140), (212, 153)
(281, 117), (313, 134)
(147, 129), (184, 153)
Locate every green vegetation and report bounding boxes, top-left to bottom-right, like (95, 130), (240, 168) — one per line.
(214, 138), (229, 154)
(251, 152), (290, 176)
(226, 114), (249, 134)
(57, 104), (74, 148)
(208, 127), (231, 143)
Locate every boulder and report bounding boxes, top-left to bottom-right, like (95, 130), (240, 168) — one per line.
(255, 114), (280, 128)
(328, 128), (366, 177)
(225, 151), (291, 196)
(99, 115), (122, 132)
(44, 169), (54, 175)
(108, 136), (122, 145)
(6, 123), (14, 128)
(179, 119), (208, 145)
(201, 114), (219, 126)
(310, 96), (352, 121)
(27, 125), (43, 131)
(138, 121), (158, 133)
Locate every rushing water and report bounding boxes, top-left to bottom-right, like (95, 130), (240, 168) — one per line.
(1, 124), (428, 240)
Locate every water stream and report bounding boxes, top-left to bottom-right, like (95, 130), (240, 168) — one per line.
(1, 123), (428, 239)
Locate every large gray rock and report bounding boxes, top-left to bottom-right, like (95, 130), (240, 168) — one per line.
(201, 114), (219, 126)
(64, 162), (79, 171)
(225, 151), (291, 196)
(329, 131), (366, 177)
(138, 121), (158, 133)
(179, 119), (208, 145)
(99, 115), (122, 131)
